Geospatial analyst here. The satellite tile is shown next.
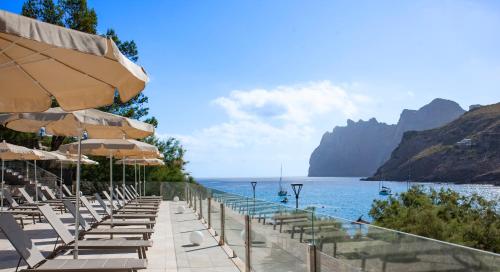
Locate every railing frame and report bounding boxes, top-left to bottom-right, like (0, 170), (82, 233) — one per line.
(245, 214), (251, 272)
(219, 203), (225, 246)
(308, 244), (320, 272)
(208, 197), (212, 228)
(198, 192), (202, 220)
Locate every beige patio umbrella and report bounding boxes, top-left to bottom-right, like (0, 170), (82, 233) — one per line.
(0, 140), (40, 210)
(59, 138), (159, 230)
(125, 154), (165, 197)
(30, 149), (57, 203)
(0, 107), (154, 139)
(0, 10), (149, 113)
(0, 109), (154, 259)
(115, 158), (164, 196)
(49, 151), (98, 199)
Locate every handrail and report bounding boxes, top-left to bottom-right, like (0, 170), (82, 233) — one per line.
(3, 160), (62, 191)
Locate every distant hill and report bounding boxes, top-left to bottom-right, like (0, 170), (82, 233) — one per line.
(308, 98), (466, 177)
(367, 103), (500, 184)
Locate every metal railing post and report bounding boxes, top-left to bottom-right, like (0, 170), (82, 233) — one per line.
(199, 193), (203, 220)
(245, 214), (251, 272)
(219, 203), (225, 246)
(208, 197), (212, 228)
(308, 244), (320, 272)
(194, 191), (197, 212)
(160, 182), (164, 200)
(189, 187), (192, 207)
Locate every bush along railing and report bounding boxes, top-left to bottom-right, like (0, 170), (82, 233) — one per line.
(181, 183), (500, 272)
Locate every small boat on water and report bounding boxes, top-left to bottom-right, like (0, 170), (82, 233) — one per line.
(379, 181), (392, 195)
(277, 164), (287, 197)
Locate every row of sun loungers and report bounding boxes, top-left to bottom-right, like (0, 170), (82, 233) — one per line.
(0, 184), (162, 271)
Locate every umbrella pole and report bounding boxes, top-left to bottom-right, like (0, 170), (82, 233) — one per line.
(34, 160), (38, 203)
(122, 157), (126, 192)
(60, 161), (63, 199)
(138, 163), (141, 199)
(134, 161), (137, 194)
(144, 165), (146, 197)
(73, 134), (82, 259)
(1, 158), (4, 211)
(109, 154), (114, 228)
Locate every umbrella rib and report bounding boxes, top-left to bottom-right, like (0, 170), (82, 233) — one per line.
(0, 37), (53, 70)
(0, 35), (116, 90)
(0, 51), (53, 97)
(0, 36), (21, 55)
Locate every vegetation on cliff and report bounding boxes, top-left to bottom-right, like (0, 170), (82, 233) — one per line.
(369, 103), (500, 184)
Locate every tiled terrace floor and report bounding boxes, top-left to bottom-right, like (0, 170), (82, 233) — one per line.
(0, 200), (240, 272)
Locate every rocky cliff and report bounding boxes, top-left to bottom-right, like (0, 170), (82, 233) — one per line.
(308, 98), (466, 177)
(368, 103), (500, 184)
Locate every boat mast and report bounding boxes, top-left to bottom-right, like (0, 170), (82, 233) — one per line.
(279, 164), (283, 189)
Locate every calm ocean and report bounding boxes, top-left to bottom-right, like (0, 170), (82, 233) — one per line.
(197, 177), (500, 221)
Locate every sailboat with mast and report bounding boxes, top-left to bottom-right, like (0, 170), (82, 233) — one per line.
(278, 164), (287, 197)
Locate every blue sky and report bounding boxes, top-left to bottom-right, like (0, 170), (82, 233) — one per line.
(2, 1), (500, 177)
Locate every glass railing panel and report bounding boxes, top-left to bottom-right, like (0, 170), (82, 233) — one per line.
(249, 204), (311, 272)
(161, 182), (186, 201)
(224, 194), (248, 262)
(210, 196), (221, 238)
(200, 183), (500, 272)
(313, 211), (500, 272)
(202, 193), (209, 224)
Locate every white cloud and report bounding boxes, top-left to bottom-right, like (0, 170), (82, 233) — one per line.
(213, 81), (362, 125)
(162, 81), (373, 177)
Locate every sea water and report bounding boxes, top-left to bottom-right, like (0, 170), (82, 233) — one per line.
(198, 177), (500, 221)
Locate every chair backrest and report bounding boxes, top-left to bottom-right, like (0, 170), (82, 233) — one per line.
(102, 191), (119, 210)
(17, 187), (35, 204)
(94, 193), (111, 217)
(62, 199), (91, 231)
(62, 184), (73, 196)
(112, 191), (124, 208)
(81, 195), (103, 222)
(128, 185), (139, 197)
(0, 213), (45, 268)
(3, 189), (19, 208)
(121, 187), (131, 201)
(123, 187), (135, 200)
(35, 187), (47, 201)
(42, 186), (57, 200)
(37, 204), (74, 245)
(114, 187), (127, 203)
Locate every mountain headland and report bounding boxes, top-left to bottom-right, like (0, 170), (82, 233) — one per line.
(367, 102), (500, 184)
(308, 98), (466, 177)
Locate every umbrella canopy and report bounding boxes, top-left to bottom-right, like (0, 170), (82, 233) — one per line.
(0, 140), (39, 160)
(0, 10), (149, 113)
(31, 149), (57, 160)
(59, 139), (160, 158)
(115, 158), (165, 166)
(50, 151), (98, 165)
(0, 141), (57, 209)
(0, 107), (154, 139)
(115, 157), (164, 198)
(0, 140), (38, 210)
